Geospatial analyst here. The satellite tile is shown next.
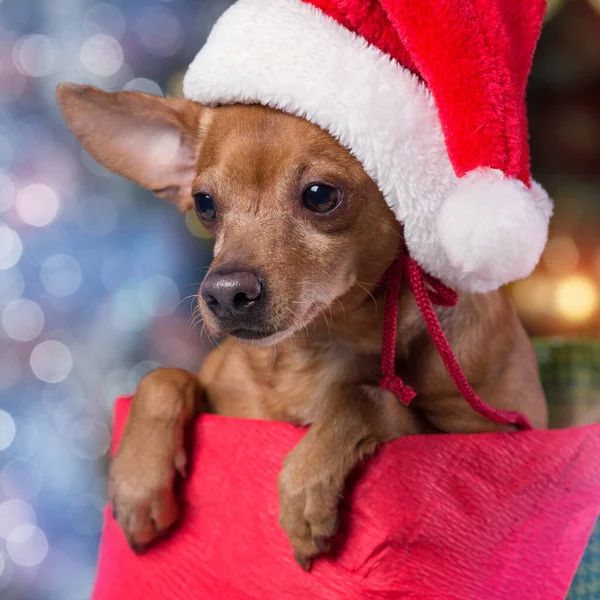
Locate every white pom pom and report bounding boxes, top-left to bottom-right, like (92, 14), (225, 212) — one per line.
(436, 168), (552, 292)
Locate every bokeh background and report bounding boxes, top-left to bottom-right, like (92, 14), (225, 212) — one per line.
(0, 0), (598, 598)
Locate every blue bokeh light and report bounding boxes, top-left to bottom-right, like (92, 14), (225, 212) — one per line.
(0, 1), (228, 596)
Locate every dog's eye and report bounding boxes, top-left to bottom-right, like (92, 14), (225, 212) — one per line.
(303, 184), (340, 214)
(193, 193), (216, 222)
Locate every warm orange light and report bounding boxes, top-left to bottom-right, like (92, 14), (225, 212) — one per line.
(543, 236), (579, 276)
(593, 249), (600, 280)
(555, 275), (599, 323)
(511, 275), (556, 320)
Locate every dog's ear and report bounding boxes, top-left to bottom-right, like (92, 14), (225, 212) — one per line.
(56, 83), (207, 209)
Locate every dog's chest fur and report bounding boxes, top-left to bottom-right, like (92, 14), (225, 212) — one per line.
(199, 334), (382, 426)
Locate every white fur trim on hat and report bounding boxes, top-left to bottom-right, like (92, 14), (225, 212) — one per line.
(183, 0), (551, 292)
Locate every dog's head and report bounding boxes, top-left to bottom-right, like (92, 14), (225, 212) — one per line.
(57, 84), (401, 345)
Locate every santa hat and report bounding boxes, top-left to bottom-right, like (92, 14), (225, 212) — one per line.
(183, 0), (553, 293)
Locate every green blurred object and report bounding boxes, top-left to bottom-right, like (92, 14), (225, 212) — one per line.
(534, 339), (600, 599)
(535, 339), (600, 429)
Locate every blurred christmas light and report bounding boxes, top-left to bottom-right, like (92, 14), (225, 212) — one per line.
(0, 136), (14, 170)
(0, 499), (36, 538)
(10, 420), (41, 460)
(135, 7), (184, 57)
(68, 493), (104, 535)
(6, 524), (48, 568)
(1, 458), (43, 500)
(594, 249), (600, 280)
(27, 227), (75, 267)
(40, 254), (83, 297)
(0, 410), (16, 451)
(0, 6), (230, 596)
(138, 274), (180, 317)
(103, 368), (136, 406)
(42, 380), (85, 421)
(0, 554), (12, 591)
(0, 172), (16, 213)
(34, 432), (79, 492)
(80, 34), (123, 77)
(555, 275), (599, 324)
(2, 298), (45, 342)
(124, 77), (163, 96)
(12, 34), (57, 77)
(80, 147), (111, 177)
(48, 552), (96, 600)
(68, 418), (111, 460)
(511, 274), (556, 320)
(0, 224), (23, 270)
(0, 267), (24, 304)
(84, 3), (127, 40)
(543, 235), (580, 275)
(100, 253), (140, 292)
(111, 283), (153, 331)
(30, 340), (73, 383)
(0, 351), (21, 390)
(77, 194), (119, 237)
(16, 183), (60, 227)
(127, 360), (160, 390)
(34, 547), (71, 593)
(0, 67), (26, 105)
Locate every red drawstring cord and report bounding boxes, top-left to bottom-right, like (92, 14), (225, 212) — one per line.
(380, 254), (416, 405)
(379, 252), (533, 431)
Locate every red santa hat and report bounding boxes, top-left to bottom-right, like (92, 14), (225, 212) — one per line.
(183, 0), (553, 293)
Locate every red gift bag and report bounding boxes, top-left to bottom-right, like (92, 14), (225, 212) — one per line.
(93, 396), (600, 600)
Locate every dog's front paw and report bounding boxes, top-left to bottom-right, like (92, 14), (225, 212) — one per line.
(278, 452), (341, 571)
(108, 430), (186, 552)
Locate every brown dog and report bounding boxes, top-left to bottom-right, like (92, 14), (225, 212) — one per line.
(57, 83), (547, 569)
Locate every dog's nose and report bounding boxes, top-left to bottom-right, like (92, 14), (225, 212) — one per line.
(201, 270), (263, 318)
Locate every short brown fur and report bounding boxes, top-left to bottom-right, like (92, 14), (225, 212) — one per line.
(57, 83), (547, 568)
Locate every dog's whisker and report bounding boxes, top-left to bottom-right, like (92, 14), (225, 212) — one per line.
(191, 265), (214, 273)
(319, 308), (332, 340)
(334, 297), (348, 330)
(199, 322), (220, 348)
(354, 282), (378, 314)
(190, 314), (203, 331)
(178, 293), (199, 311)
(189, 314), (204, 334)
(189, 300), (207, 336)
(284, 305), (308, 346)
(189, 299), (201, 321)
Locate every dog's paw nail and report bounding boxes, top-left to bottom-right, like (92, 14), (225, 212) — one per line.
(294, 552), (312, 572)
(314, 535), (330, 553)
(130, 542), (148, 555)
